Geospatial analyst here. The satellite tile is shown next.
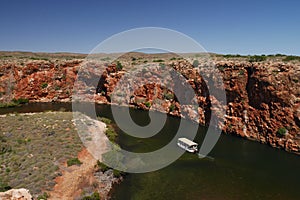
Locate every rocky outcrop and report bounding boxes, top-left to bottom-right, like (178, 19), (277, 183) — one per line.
(0, 60), (80, 103)
(0, 57), (299, 154)
(0, 188), (32, 200)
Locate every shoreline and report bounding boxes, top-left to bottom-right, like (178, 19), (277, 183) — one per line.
(5, 100), (300, 156)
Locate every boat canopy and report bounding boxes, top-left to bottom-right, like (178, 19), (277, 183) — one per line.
(178, 138), (198, 146)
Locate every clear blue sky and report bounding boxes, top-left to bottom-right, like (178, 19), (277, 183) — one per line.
(0, 0), (299, 55)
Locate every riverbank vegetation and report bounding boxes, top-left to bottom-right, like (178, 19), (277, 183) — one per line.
(0, 98), (29, 108)
(96, 160), (125, 178)
(98, 117), (118, 143)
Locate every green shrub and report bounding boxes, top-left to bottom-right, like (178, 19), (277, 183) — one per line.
(192, 60), (199, 67)
(249, 55), (267, 62)
(144, 101), (151, 108)
(67, 158), (82, 166)
(159, 63), (166, 69)
(100, 57), (111, 61)
(113, 169), (124, 178)
(277, 127), (287, 136)
(30, 57), (49, 61)
(99, 117), (112, 125)
(82, 192), (101, 200)
(37, 192), (49, 200)
(97, 160), (110, 172)
(169, 104), (175, 112)
(164, 93), (174, 100)
(292, 78), (299, 83)
(116, 61), (123, 71)
(0, 102), (18, 108)
(283, 55), (300, 62)
(12, 98), (29, 104)
(105, 127), (117, 142)
(153, 59), (164, 62)
(41, 83), (48, 89)
(0, 181), (11, 192)
(0, 143), (12, 154)
(96, 161), (123, 178)
(0, 98), (29, 108)
(223, 54), (240, 58)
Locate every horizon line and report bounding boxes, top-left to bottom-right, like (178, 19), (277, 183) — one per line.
(0, 50), (300, 57)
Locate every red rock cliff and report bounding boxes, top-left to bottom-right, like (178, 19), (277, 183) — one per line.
(0, 58), (299, 154)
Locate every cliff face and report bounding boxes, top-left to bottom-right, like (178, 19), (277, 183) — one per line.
(221, 62), (300, 152)
(0, 58), (299, 153)
(0, 60), (80, 102)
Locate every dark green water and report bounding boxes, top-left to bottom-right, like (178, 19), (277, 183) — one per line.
(109, 107), (300, 200)
(1, 103), (300, 199)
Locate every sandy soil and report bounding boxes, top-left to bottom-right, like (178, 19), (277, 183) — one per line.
(49, 114), (111, 200)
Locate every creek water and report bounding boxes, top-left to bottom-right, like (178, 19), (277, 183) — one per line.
(1, 103), (299, 200)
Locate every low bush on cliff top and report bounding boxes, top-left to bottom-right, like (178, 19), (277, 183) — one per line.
(0, 180), (12, 192)
(222, 54), (247, 58)
(144, 101), (151, 108)
(37, 192), (49, 200)
(153, 59), (164, 62)
(283, 55), (300, 62)
(169, 104), (175, 112)
(29, 57), (49, 61)
(116, 61), (123, 71)
(159, 63), (166, 69)
(41, 82), (48, 89)
(164, 92), (174, 100)
(67, 157), (82, 166)
(249, 55), (267, 62)
(277, 127), (287, 136)
(192, 60), (199, 67)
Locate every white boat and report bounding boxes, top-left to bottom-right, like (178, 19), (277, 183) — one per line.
(177, 137), (198, 153)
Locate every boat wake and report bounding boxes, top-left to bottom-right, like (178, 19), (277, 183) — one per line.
(198, 153), (215, 161)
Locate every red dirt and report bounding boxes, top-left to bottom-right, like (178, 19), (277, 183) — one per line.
(49, 148), (97, 200)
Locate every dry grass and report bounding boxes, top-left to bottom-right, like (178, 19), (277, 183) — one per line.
(0, 112), (83, 195)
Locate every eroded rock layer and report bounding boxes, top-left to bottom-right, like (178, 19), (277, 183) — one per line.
(0, 57), (299, 153)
